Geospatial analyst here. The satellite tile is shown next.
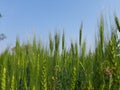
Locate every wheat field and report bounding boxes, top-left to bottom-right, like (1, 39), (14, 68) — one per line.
(0, 16), (120, 90)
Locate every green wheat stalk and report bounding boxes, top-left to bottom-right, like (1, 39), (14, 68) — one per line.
(1, 67), (6, 90)
(70, 67), (76, 90)
(41, 60), (47, 90)
(10, 74), (15, 90)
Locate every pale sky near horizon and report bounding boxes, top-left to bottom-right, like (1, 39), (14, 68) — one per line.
(0, 0), (120, 53)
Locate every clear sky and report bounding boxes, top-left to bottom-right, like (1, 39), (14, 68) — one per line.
(0, 0), (120, 52)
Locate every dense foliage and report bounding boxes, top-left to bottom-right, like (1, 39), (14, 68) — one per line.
(0, 16), (120, 90)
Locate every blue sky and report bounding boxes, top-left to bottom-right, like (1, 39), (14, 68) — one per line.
(0, 0), (120, 52)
